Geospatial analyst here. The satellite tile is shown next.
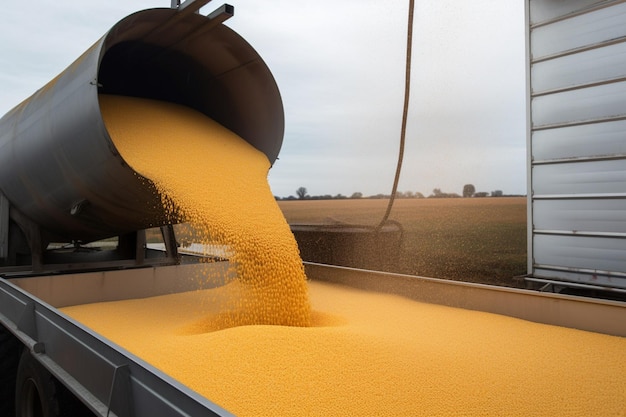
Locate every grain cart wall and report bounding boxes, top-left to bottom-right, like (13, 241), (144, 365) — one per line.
(526, 0), (626, 294)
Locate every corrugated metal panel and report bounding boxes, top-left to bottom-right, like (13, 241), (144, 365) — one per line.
(531, 2), (626, 60)
(533, 266), (626, 289)
(531, 41), (626, 94)
(533, 199), (626, 233)
(532, 81), (626, 128)
(532, 159), (626, 196)
(528, 0), (626, 290)
(532, 120), (626, 161)
(529, 0), (607, 25)
(533, 235), (626, 287)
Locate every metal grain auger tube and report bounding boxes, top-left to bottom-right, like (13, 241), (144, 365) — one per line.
(0, 2), (284, 272)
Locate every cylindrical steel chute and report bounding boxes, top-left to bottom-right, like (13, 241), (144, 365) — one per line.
(0, 7), (284, 244)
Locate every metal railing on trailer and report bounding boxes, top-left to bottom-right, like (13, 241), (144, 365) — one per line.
(0, 276), (233, 417)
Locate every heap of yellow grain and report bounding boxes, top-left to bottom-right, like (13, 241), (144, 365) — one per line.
(62, 96), (626, 417)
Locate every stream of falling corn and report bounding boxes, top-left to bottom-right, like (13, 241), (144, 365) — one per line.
(61, 95), (626, 416)
(98, 94), (311, 329)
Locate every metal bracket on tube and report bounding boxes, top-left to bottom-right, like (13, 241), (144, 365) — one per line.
(157, 0), (228, 45)
(172, 0), (213, 15)
(152, 3), (233, 55)
(180, 4), (234, 43)
(206, 4), (233, 22)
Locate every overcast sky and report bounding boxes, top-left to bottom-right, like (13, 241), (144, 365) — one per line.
(0, 1), (527, 198)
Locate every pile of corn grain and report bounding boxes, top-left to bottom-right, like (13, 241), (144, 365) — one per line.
(68, 95), (626, 416)
(98, 95), (310, 329)
(63, 280), (626, 416)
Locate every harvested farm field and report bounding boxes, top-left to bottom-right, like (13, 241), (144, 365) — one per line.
(279, 197), (527, 287)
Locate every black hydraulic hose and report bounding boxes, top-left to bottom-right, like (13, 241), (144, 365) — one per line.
(376, 0), (414, 231)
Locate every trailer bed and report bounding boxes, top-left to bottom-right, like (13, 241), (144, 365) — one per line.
(1, 262), (625, 416)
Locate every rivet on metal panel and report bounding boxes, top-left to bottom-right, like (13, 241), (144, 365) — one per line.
(33, 342), (45, 354)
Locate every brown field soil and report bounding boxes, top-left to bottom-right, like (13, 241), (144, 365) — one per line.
(279, 197), (527, 287)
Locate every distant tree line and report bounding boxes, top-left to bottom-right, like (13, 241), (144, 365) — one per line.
(275, 185), (523, 201)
